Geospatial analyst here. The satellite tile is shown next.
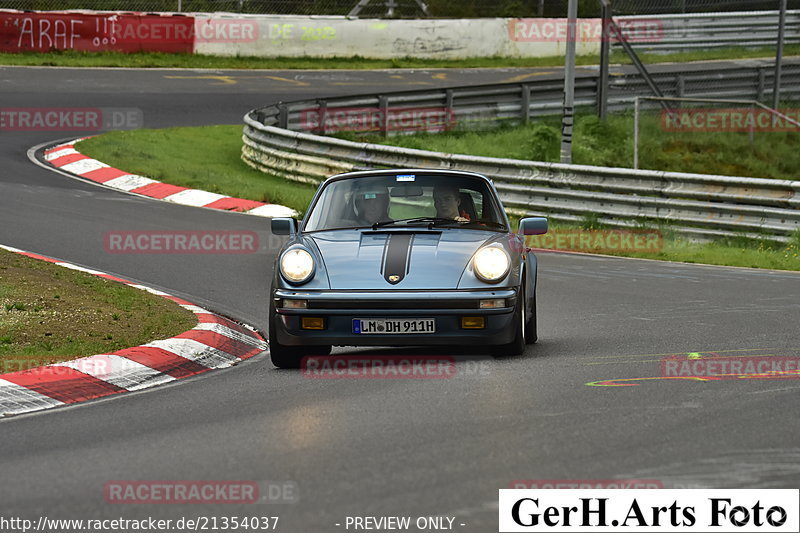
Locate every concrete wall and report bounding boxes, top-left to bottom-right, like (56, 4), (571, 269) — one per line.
(193, 14), (603, 59)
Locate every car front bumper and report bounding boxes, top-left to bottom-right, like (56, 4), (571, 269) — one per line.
(272, 288), (519, 347)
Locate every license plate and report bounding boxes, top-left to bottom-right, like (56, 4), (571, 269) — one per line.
(353, 318), (436, 334)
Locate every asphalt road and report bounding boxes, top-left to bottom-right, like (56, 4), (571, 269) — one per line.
(1, 64), (799, 532)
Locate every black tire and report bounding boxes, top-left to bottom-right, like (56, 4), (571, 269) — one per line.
(491, 286), (525, 357)
(268, 295), (302, 369)
(268, 297), (331, 368)
(268, 311), (302, 369)
(525, 293), (538, 344)
(305, 345), (332, 356)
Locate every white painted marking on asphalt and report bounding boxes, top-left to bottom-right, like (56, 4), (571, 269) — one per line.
(55, 262), (107, 276)
(55, 354), (175, 391)
(180, 304), (211, 314)
(194, 322), (267, 349)
(247, 204), (298, 218)
(103, 175), (157, 191)
(127, 284), (170, 297)
(0, 244), (26, 254)
(144, 338), (241, 368)
(0, 379), (64, 416)
(44, 147), (79, 161)
(59, 158), (109, 175)
(748, 385), (800, 394)
(163, 189), (228, 207)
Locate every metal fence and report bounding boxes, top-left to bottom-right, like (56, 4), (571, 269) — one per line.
(612, 0), (800, 15)
(241, 59), (800, 242)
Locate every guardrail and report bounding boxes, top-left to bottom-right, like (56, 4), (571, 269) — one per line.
(243, 59), (800, 242)
(615, 10), (800, 53)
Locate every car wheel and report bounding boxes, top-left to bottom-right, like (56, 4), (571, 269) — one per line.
(525, 293), (538, 345)
(268, 316), (302, 369)
(268, 296), (303, 369)
(491, 285), (525, 357)
(305, 345), (332, 356)
(269, 297), (332, 368)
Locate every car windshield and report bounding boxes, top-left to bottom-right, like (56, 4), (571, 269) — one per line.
(303, 173), (508, 232)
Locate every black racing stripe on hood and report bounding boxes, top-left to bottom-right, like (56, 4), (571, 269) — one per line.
(381, 233), (414, 285)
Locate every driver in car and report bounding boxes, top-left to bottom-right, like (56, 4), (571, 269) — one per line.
(353, 185), (392, 226)
(433, 184), (470, 222)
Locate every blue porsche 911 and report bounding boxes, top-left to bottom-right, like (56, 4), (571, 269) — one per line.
(268, 169), (548, 368)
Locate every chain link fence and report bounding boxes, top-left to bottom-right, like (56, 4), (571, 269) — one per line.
(1, 0), (798, 17)
(612, 0), (800, 15)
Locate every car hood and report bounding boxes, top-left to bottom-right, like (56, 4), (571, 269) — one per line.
(308, 229), (496, 289)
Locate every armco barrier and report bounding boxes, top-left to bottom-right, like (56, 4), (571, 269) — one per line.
(242, 60), (800, 243)
(615, 10), (800, 53)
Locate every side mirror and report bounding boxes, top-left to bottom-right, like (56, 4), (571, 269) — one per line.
(271, 217), (298, 236)
(519, 217), (548, 235)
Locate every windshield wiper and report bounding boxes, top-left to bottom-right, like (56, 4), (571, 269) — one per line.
(371, 217), (466, 230)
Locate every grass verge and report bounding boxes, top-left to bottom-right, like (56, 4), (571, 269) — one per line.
(347, 110), (800, 180)
(522, 220), (800, 271)
(1, 46), (798, 70)
(77, 125), (318, 213)
(77, 125), (800, 271)
(0, 248), (197, 373)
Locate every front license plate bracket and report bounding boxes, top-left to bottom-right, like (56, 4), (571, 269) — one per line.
(353, 318), (436, 334)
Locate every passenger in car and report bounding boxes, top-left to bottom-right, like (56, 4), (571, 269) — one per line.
(433, 184), (471, 222)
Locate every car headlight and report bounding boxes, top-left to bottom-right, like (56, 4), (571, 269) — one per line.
(473, 246), (510, 283)
(280, 248), (315, 284)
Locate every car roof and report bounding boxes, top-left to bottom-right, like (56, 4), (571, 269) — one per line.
(323, 169), (492, 186)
